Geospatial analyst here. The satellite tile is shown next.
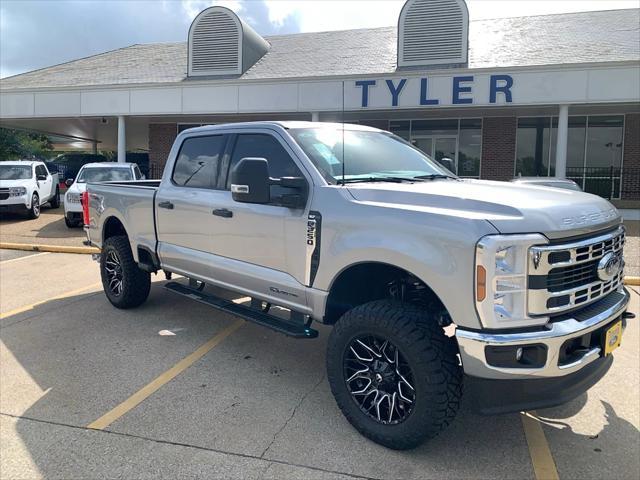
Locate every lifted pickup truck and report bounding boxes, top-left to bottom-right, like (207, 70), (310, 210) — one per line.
(85, 121), (631, 450)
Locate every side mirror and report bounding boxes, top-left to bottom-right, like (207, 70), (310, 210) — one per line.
(230, 157), (270, 204)
(37, 174), (47, 181)
(271, 176), (308, 209)
(65, 178), (74, 187)
(439, 157), (455, 174)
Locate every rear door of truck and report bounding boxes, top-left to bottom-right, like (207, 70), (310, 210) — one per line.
(155, 132), (229, 280)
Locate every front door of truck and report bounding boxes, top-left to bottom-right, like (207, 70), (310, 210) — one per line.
(155, 134), (229, 280)
(207, 131), (311, 307)
(35, 164), (53, 202)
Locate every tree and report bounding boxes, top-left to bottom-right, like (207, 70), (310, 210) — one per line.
(0, 127), (52, 160)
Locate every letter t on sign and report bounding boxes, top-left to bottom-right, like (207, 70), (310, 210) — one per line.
(355, 80), (377, 108)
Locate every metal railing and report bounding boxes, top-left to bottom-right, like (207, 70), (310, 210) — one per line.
(566, 166), (639, 200)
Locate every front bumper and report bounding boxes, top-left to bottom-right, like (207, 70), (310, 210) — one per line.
(0, 197), (29, 209)
(465, 354), (613, 415)
(456, 288), (630, 413)
(457, 288), (630, 380)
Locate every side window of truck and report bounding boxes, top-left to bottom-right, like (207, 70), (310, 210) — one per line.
(226, 134), (304, 203)
(35, 165), (47, 178)
(172, 135), (226, 189)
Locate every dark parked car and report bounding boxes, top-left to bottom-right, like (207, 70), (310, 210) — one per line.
(47, 154), (109, 183)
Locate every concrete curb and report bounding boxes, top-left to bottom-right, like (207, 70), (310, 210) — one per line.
(0, 242), (99, 255)
(625, 276), (640, 286)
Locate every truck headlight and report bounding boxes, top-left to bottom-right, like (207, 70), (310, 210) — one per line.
(66, 192), (81, 203)
(9, 187), (27, 197)
(475, 234), (549, 329)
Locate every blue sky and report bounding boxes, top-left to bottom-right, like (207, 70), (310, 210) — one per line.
(1, 0), (637, 79)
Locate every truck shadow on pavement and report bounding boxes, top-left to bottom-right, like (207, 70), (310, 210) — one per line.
(535, 398), (640, 479)
(0, 282), (638, 479)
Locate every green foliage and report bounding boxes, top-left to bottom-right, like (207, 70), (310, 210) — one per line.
(0, 127), (53, 160)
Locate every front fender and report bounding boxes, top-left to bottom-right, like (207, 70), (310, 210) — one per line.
(313, 217), (497, 330)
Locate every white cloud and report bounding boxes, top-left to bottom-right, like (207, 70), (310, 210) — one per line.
(261, 0), (639, 32)
(181, 0), (244, 21)
(263, 1), (404, 31)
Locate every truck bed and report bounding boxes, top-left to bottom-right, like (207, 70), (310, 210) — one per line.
(86, 180), (160, 259)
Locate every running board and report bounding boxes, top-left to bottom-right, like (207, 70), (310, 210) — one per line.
(164, 281), (318, 339)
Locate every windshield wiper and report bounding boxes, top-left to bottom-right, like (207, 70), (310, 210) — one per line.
(337, 176), (420, 185)
(412, 174), (456, 181)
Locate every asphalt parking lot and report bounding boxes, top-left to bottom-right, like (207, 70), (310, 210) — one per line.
(0, 201), (85, 248)
(0, 250), (638, 480)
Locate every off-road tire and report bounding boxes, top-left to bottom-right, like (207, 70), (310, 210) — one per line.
(101, 235), (151, 309)
(327, 300), (462, 450)
(49, 187), (60, 208)
(28, 193), (40, 219)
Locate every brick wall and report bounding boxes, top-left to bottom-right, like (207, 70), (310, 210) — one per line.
(622, 113), (640, 201)
(480, 117), (517, 181)
(149, 123), (177, 178)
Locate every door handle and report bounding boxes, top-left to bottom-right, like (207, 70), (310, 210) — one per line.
(212, 208), (233, 218)
(158, 201), (174, 210)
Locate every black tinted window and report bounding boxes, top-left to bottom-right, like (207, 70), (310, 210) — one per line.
(228, 134), (301, 188)
(173, 135), (226, 188)
(35, 165), (47, 177)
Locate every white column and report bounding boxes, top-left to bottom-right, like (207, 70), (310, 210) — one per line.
(555, 105), (569, 178)
(92, 142), (98, 154)
(117, 115), (126, 163)
(311, 112), (320, 122)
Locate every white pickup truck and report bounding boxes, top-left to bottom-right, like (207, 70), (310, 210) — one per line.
(0, 160), (60, 218)
(84, 122), (632, 449)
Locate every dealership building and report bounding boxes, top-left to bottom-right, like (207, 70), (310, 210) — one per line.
(1, 0), (639, 203)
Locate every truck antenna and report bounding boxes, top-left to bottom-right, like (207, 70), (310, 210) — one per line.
(341, 80), (345, 184)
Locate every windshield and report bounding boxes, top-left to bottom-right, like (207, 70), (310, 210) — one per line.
(77, 167), (133, 183)
(0, 165), (32, 180)
(289, 128), (451, 184)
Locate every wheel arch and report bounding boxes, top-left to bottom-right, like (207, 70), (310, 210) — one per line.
(102, 215), (128, 244)
(322, 261), (451, 325)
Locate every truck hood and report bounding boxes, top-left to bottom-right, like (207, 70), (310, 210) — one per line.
(66, 183), (87, 195)
(347, 179), (620, 239)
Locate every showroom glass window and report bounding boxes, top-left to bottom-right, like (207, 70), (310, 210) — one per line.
(172, 135), (226, 188)
(516, 115), (624, 198)
(515, 118), (554, 177)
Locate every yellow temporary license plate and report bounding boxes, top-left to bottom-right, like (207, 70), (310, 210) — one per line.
(604, 321), (623, 356)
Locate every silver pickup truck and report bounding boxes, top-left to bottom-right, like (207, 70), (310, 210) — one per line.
(84, 121), (632, 450)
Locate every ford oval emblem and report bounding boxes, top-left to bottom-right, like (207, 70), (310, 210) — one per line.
(597, 252), (623, 282)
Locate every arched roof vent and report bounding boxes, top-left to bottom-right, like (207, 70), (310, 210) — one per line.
(398, 0), (469, 68)
(188, 6), (270, 77)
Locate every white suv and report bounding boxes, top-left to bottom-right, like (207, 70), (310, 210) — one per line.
(0, 161), (60, 219)
(64, 162), (142, 227)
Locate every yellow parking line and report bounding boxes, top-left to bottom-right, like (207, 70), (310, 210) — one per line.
(87, 319), (245, 430)
(0, 282), (103, 320)
(521, 411), (560, 480)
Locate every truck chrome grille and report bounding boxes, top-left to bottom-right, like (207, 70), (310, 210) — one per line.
(528, 226), (625, 316)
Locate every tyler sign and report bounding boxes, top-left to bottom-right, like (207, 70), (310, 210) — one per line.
(348, 74), (515, 109)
